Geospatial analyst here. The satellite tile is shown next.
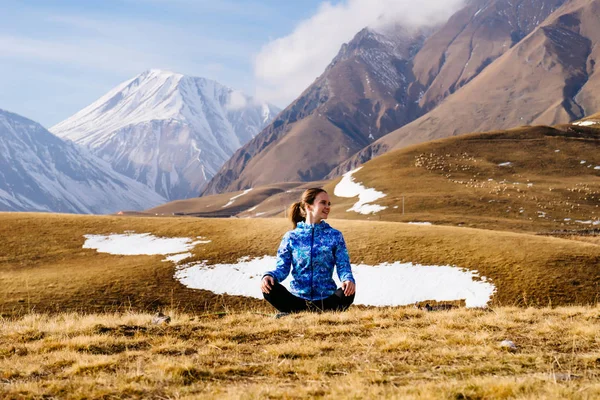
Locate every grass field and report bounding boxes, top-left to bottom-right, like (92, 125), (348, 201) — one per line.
(1, 124), (599, 398)
(1, 213), (599, 317)
(1, 307), (599, 399)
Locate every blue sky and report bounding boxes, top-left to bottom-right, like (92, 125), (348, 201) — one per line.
(0, 0), (337, 127)
(0, 0), (461, 128)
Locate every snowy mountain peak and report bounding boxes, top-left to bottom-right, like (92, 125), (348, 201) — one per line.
(0, 109), (166, 214)
(50, 71), (280, 200)
(143, 68), (184, 79)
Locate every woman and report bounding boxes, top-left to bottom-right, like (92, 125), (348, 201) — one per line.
(261, 188), (356, 314)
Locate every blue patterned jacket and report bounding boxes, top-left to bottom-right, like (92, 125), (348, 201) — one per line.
(264, 221), (355, 301)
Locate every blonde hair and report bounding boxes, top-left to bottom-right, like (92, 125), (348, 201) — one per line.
(289, 188), (327, 228)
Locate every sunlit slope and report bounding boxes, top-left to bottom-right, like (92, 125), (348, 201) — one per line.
(145, 183), (300, 217)
(145, 181), (326, 218)
(1, 213), (599, 316)
(168, 125), (599, 233)
(576, 113), (600, 125)
(325, 125), (599, 232)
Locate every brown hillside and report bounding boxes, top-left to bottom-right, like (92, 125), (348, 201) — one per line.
(413, 0), (568, 112)
(325, 125), (599, 233)
(205, 0), (574, 195)
(331, 0), (600, 177)
(180, 124), (599, 234)
(580, 111), (600, 121)
(146, 182), (301, 217)
(1, 213), (599, 317)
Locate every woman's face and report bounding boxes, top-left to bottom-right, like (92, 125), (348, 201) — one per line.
(307, 192), (331, 222)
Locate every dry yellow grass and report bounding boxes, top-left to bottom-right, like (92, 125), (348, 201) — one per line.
(1, 307), (599, 399)
(325, 126), (600, 233)
(565, 236), (600, 246)
(1, 213), (599, 317)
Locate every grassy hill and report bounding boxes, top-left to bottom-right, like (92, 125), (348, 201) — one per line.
(157, 125), (599, 234)
(1, 213), (599, 317)
(325, 125), (600, 233)
(1, 307), (599, 399)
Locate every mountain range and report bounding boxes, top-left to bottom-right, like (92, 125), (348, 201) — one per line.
(334, 0), (600, 176)
(203, 0), (599, 195)
(3, 0), (599, 214)
(0, 109), (165, 214)
(51, 69), (280, 201)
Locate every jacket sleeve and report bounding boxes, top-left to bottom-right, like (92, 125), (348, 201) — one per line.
(334, 233), (355, 283)
(263, 232), (292, 283)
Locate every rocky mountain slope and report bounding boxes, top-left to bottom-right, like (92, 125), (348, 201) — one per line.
(51, 70), (280, 200)
(203, 0), (572, 195)
(0, 109), (165, 214)
(331, 0), (599, 176)
(413, 0), (569, 113)
(201, 26), (431, 195)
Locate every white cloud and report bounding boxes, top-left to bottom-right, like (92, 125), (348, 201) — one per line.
(254, 0), (466, 108)
(226, 91), (249, 110)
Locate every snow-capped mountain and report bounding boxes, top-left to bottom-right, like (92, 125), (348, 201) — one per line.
(50, 69), (280, 200)
(0, 109), (166, 214)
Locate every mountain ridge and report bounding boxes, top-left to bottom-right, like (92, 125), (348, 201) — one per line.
(329, 0), (599, 178)
(51, 69), (280, 200)
(0, 108), (166, 214)
(203, 0), (575, 195)
(201, 25), (432, 196)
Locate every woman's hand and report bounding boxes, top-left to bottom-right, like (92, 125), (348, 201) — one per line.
(342, 280), (355, 296)
(261, 275), (275, 294)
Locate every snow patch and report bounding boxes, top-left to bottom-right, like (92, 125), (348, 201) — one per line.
(408, 222), (432, 226)
(498, 162), (512, 167)
(83, 233), (206, 255)
(572, 120), (598, 127)
(574, 220), (600, 225)
(223, 188), (252, 208)
(175, 256), (496, 308)
(82, 232), (210, 264)
(334, 167), (387, 214)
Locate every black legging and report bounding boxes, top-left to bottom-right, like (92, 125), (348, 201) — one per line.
(263, 282), (355, 313)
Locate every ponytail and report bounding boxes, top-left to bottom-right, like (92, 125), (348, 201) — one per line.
(289, 188), (327, 228)
(289, 201), (305, 228)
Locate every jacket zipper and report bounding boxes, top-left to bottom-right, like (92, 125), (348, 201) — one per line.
(310, 225), (315, 300)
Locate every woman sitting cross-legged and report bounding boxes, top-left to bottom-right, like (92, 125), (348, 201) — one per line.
(261, 188), (356, 314)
